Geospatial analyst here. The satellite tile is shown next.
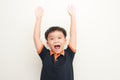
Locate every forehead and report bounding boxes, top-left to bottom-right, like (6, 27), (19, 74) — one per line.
(48, 31), (64, 37)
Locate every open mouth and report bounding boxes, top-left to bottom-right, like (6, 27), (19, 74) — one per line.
(54, 45), (60, 49)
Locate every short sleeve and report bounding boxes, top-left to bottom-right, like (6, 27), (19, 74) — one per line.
(38, 45), (49, 60)
(65, 45), (76, 60)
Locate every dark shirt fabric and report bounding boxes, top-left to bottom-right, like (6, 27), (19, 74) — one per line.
(39, 45), (75, 80)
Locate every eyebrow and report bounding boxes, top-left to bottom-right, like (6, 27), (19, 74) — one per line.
(48, 36), (54, 38)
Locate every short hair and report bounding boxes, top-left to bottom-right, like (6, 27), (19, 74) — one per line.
(45, 26), (67, 40)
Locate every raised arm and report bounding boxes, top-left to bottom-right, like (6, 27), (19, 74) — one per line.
(68, 5), (77, 52)
(33, 7), (44, 54)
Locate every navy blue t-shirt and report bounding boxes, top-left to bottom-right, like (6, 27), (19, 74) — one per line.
(39, 45), (75, 80)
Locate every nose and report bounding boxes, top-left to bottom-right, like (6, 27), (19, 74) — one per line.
(54, 38), (59, 43)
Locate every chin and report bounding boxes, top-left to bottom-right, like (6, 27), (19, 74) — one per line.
(54, 50), (62, 54)
(54, 51), (60, 54)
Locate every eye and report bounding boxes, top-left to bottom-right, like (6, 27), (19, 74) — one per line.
(50, 38), (54, 40)
(58, 37), (62, 39)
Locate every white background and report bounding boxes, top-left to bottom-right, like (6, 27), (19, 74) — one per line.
(0, 0), (120, 80)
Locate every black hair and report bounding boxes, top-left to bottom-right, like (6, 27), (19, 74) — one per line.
(45, 26), (67, 40)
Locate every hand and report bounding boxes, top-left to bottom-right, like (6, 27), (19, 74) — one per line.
(67, 5), (76, 17)
(35, 6), (44, 20)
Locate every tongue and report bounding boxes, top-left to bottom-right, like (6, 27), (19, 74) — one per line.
(54, 45), (60, 49)
(55, 46), (60, 49)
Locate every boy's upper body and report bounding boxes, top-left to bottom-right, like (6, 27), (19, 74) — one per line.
(33, 5), (76, 80)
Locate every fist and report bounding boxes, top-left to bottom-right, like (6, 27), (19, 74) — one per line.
(35, 6), (44, 20)
(68, 5), (76, 17)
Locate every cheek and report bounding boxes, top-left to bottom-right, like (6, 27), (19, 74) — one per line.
(47, 41), (53, 47)
(61, 40), (66, 45)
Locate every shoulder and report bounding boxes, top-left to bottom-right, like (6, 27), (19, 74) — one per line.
(37, 44), (49, 56)
(65, 44), (76, 60)
(65, 44), (76, 54)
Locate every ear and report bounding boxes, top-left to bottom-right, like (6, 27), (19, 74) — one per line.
(64, 39), (67, 46)
(46, 41), (49, 47)
(63, 39), (67, 48)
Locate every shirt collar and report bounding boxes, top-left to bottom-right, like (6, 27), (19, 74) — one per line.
(50, 50), (65, 56)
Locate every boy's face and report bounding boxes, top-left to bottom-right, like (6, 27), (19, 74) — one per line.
(47, 31), (66, 54)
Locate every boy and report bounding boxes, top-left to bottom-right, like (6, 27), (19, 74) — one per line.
(33, 5), (76, 80)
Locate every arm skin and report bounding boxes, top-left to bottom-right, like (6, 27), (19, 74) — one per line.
(33, 7), (44, 53)
(68, 5), (77, 51)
